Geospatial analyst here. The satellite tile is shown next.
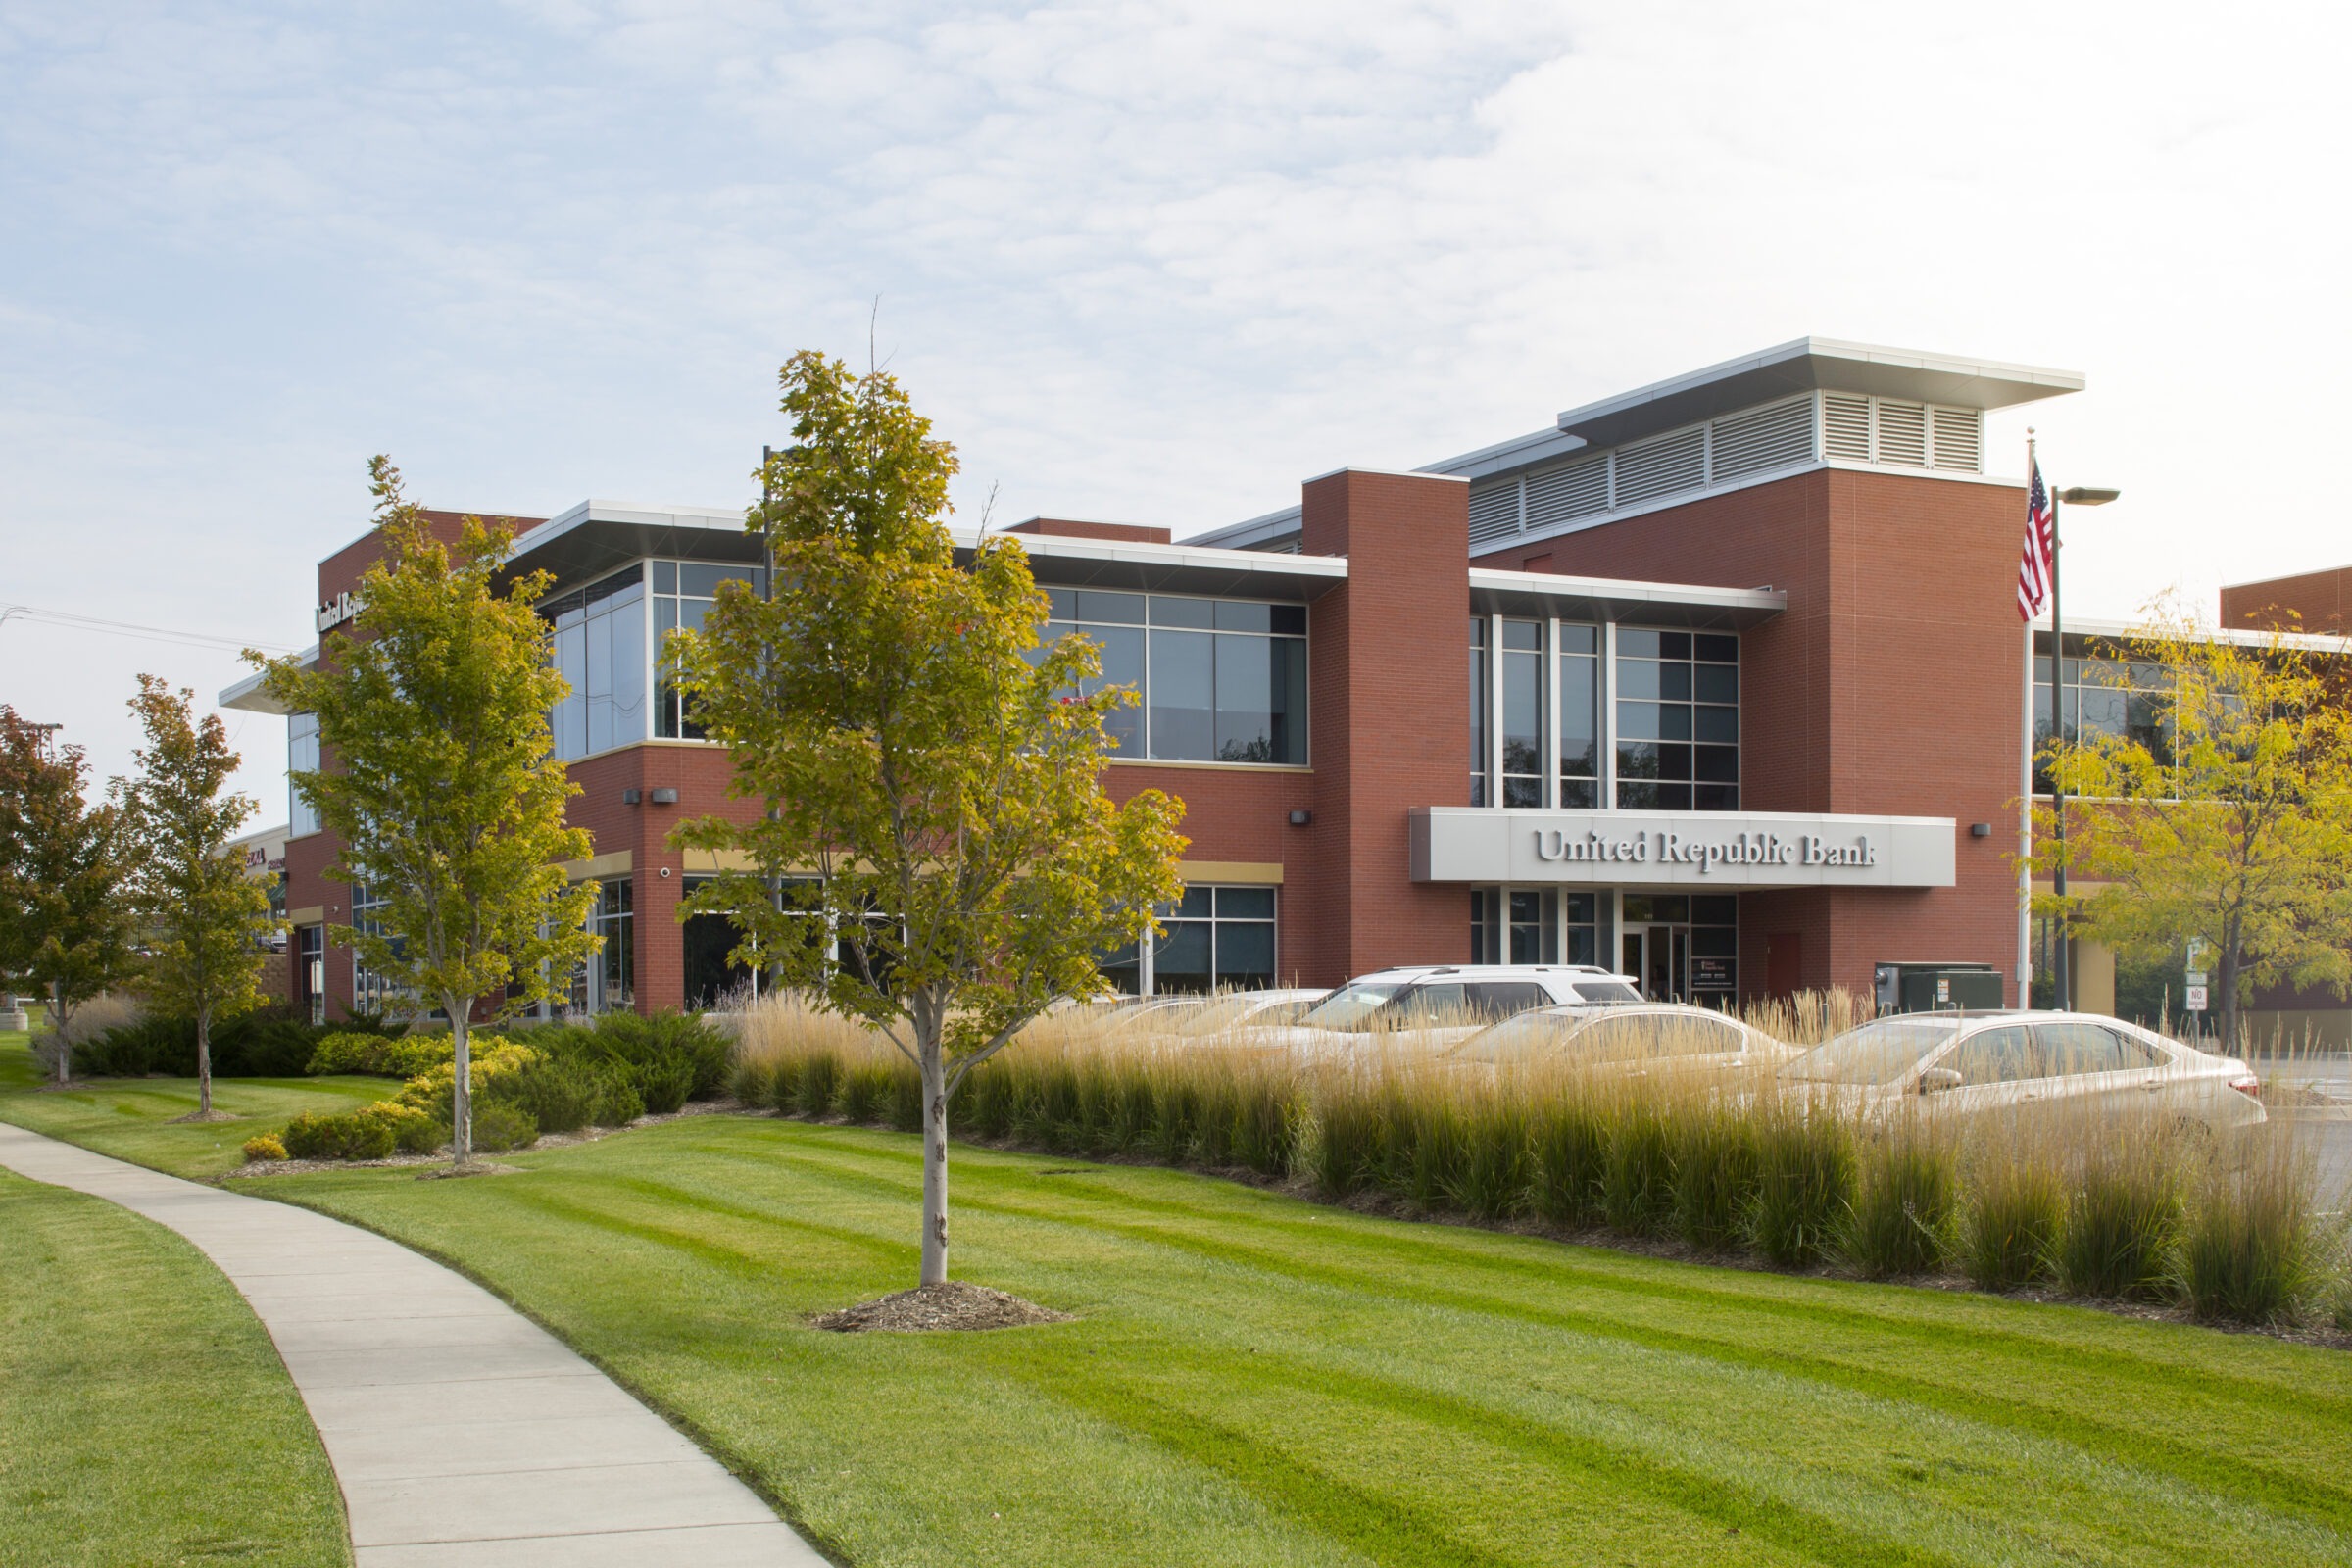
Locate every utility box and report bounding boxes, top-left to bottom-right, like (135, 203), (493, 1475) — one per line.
(1874, 961), (2003, 1015)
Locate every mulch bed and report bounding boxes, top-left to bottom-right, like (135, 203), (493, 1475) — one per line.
(811, 1281), (1073, 1334)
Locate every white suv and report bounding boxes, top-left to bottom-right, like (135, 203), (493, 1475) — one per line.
(1263, 965), (1642, 1054)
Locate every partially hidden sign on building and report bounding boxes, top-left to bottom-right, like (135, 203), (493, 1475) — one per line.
(1409, 808), (1957, 889)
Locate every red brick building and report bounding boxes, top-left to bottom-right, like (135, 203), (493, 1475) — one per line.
(229, 338), (2135, 1019)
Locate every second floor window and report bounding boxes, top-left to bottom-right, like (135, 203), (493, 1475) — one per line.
(1617, 630), (1739, 811)
(1039, 590), (1307, 765)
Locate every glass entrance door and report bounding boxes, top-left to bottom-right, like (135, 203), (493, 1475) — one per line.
(1624, 925), (1690, 1002)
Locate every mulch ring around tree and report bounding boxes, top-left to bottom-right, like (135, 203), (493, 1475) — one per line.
(811, 1281), (1073, 1334)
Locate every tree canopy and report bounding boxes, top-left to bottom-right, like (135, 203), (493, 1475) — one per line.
(122, 676), (277, 1115)
(0, 708), (137, 1080)
(2030, 602), (2352, 1048)
(255, 457), (597, 1161)
(673, 350), (1187, 1285)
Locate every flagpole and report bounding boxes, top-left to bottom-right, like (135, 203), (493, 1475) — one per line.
(2018, 436), (2036, 1008)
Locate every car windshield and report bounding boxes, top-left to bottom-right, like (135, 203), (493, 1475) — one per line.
(1296, 982), (1404, 1033)
(1567, 981), (1642, 1004)
(1779, 1017), (1966, 1085)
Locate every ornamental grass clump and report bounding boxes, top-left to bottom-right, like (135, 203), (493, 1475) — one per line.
(1601, 1095), (1677, 1237)
(2058, 1142), (2185, 1300)
(1670, 1102), (1762, 1251)
(1747, 1096), (1857, 1268)
(1840, 1125), (1958, 1279)
(1528, 1092), (1609, 1229)
(1451, 1086), (1531, 1222)
(1958, 1150), (2065, 1291)
(2178, 1138), (2327, 1324)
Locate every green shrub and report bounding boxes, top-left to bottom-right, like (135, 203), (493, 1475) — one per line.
(491, 1054), (607, 1135)
(385, 1106), (449, 1155)
(2179, 1157), (2319, 1324)
(2058, 1152), (2183, 1300)
(1748, 1108), (1856, 1268)
(470, 1101), (539, 1152)
(1841, 1134), (1957, 1279)
(593, 1074), (645, 1127)
(1671, 1108), (1761, 1252)
(76, 1007), (385, 1079)
(281, 1109), (397, 1162)
(1529, 1096), (1608, 1229)
(1959, 1158), (2063, 1290)
(309, 1031), (449, 1078)
(394, 1038), (541, 1121)
(631, 1054), (697, 1117)
(1602, 1102), (1676, 1237)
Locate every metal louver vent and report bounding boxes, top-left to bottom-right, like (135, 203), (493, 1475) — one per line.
(1709, 397), (1814, 482)
(1467, 480), (1521, 545)
(1874, 401), (1929, 466)
(1524, 455), (1609, 530)
(1932, 406), (1983, 471)
(1822, 394), (1872, 461)
(1613, 427), (1706, 507)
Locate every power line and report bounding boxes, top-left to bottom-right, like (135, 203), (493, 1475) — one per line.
(0, 604), (301, 657)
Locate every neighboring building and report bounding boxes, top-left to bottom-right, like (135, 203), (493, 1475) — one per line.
(224, 822), (290, 1003)
(218, 337), (2347, 1030)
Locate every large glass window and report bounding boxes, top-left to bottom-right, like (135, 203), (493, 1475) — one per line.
(1469, 618), (1489, 806)
(1102, 884), (1278, 994)
(296, 924), (324, 1026)
(2034, 654), (2173, 793)
(653, 560), (768, 740)
(543, 565), (650, 760)
(287, 711), (320, 837)
(349, 883), (408, 1017)
(570, 877), (634, 1014)
(1470, 889), (1597, 965)
(1041, 591), (1306, 764)
(1500, 620), (1544, 807)
(1616, 630), (1739, 811)
(1558, 625), (1600, 808)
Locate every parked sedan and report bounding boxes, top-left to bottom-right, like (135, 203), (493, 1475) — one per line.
(1777, 1010), (2266, 1140)
(1111, 989), (1330, 1043)
(1448, 1003), (1794, 1075)
(1249, 965), (1643, 1058)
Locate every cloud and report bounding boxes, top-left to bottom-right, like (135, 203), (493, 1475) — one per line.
(2, 0), (2347, 802)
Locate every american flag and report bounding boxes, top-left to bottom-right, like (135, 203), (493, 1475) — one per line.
(2017, 458), (2055, 621)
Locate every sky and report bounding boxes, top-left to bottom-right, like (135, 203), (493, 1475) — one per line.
(5, 1), (2348, 818)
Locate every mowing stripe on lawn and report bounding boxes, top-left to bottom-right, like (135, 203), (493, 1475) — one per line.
(685, 1127), (2352, 1533)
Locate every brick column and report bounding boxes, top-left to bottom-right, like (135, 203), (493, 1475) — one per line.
(1298, 469), (1474, 983)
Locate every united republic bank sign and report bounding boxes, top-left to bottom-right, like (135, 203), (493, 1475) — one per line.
(1408, 808), (1956, 889)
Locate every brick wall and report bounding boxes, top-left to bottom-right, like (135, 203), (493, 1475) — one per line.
(2222, 565), (2352, 634)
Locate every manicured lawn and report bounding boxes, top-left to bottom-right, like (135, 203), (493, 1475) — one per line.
(247, 1112), (2352, 1568)
(0, 1032), (387, 1179)
(0, 1165), (351, 1567)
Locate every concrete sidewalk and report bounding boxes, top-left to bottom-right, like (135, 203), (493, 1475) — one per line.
(0, 1122), (828, 1567)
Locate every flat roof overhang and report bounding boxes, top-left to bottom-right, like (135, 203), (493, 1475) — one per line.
(1555, 337), (2085, 450)
(974, 528), (1348, 600)
(219, 645), (318, 715)
(506, 500), (761, 591)
(1469, 567), (1785, 630)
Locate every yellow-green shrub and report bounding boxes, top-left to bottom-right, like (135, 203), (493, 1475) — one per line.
(241, 1134), (288, 1163)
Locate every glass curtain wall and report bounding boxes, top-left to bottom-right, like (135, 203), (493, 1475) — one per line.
(569, 878), (634, 1014)
(1469, 618), (1489, 805)
(2033, 653), (2174, 794)
(1468, 619), (1607, 808)
(1559, 626), (1600, 807)
(1039, 591), (1306, 764)
(1150, 885), (1277, 992)
(653, 561), (768, 739)
(544, 567), (649, 760)
(1499, 620), (1544, 806)
(287, 712), (320, 836)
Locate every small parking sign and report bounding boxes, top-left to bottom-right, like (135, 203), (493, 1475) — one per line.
(2184, 984), (2209, 1012)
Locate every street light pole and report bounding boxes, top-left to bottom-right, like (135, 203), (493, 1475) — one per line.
(2047, 482), (2122, 1013)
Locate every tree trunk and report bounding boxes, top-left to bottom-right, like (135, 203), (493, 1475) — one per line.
(48, 982), (67, 1085)
(2219, 917), (2243, 1057)
(450, 1002), (473, 1166)
(196, 1006), (213, 1115)
(919, 1033), (949, 1288)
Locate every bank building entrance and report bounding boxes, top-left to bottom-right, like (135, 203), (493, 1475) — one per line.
(1617, 894), (1739, 1004)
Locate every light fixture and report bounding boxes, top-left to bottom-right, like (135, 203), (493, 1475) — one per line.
(651, 787), (679, 805)
(1288, 809), (1311, 826)
(2059, 486), (2121, 506)
(1970, 822), (1991, 838)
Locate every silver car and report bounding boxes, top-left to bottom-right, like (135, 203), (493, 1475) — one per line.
(1448, 1003), (1795, 1075)
(1777, 1010), (2266, 1141)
